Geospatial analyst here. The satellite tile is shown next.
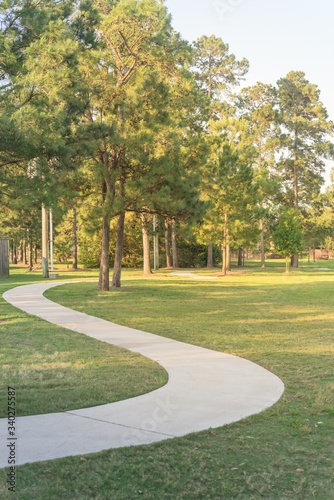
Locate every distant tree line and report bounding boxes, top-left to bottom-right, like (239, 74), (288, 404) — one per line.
(1, 0), (334, 285)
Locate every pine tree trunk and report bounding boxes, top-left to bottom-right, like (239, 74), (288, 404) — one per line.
(164, 218), (172, 268)
(110, 106), (126, 289)
(153, 215), (159, 271)
(222, 212), (228, 275)
(226, 222), (230, 271)
(13, 245), (17, 265)
(291, 254), (299, 268)
(171, 218), (178, 268)
(226, 243), (231, 272)
(221, 245), (226, 275)
(141, 213), (152, 275)
(308, 251), (310, 263)
(19, 242), (23, 262)
(42, 204), (49, 278)
(98, 168), (116, 291)
(260, 218), (265, 268)
(313, 249), (316, 262)
(10, 244), (13, 264)
(34, 242), (38, 264)
(72, 208), (78, 270)
(238, 249), (243, 267)
(286, 256), (289, 273)
(207, 243), (213, 268)
(111, 210), (125, 288)
(293, 137), (299, 208)
(23, 240), (27, 265)
(28, 237), (33, 271)
(98, 212), (110, 291)
(291, 141), (299, 269)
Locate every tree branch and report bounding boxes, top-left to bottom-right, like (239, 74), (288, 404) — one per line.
(3, 0), (43, 34)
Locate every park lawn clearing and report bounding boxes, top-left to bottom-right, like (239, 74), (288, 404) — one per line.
(0, 262), (333, 498)
(0, 268), (167, 417)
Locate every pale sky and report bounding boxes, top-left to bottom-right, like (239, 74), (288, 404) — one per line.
(164, 0), (334, 187)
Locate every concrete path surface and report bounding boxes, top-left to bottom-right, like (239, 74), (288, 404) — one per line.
(1, 282), (284, 467)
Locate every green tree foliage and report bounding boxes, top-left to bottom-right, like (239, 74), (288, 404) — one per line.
(0, 0), (92, 277)
(237, 82), (279, 191)
(272, 208), (304, 273)
(2, 3), (334, 277)
(199, 141), (259, 273)
(275, 71), (334, 267)
(301, 194), (329, 258)
(192, 34), (250, 266)
(236, 83), (281, 266)
(276, 71), (334, 208)
(0, 1), (86, 193)
(193, 35), (249, 102)
(73, 0), (207, 289)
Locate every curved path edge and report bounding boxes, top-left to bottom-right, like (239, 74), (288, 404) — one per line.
(1, 281), (284, 467)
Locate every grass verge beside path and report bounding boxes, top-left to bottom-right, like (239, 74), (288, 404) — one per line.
(0, 268), (167, 417)
(0, 262), (333, 498)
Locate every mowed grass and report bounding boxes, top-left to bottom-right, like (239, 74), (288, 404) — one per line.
(0, 267), (167, 417)
(1, 260), (333, 499)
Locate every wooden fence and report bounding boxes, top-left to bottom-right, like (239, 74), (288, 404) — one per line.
(0, 237), (9, 278)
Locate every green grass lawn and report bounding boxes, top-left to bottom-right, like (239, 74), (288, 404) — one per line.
(1, 261), (333, 499)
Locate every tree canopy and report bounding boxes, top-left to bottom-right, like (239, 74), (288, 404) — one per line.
(1, 1), (334, 281)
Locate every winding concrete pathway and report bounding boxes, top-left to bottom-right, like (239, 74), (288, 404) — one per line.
(1, 281), (284, 467)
